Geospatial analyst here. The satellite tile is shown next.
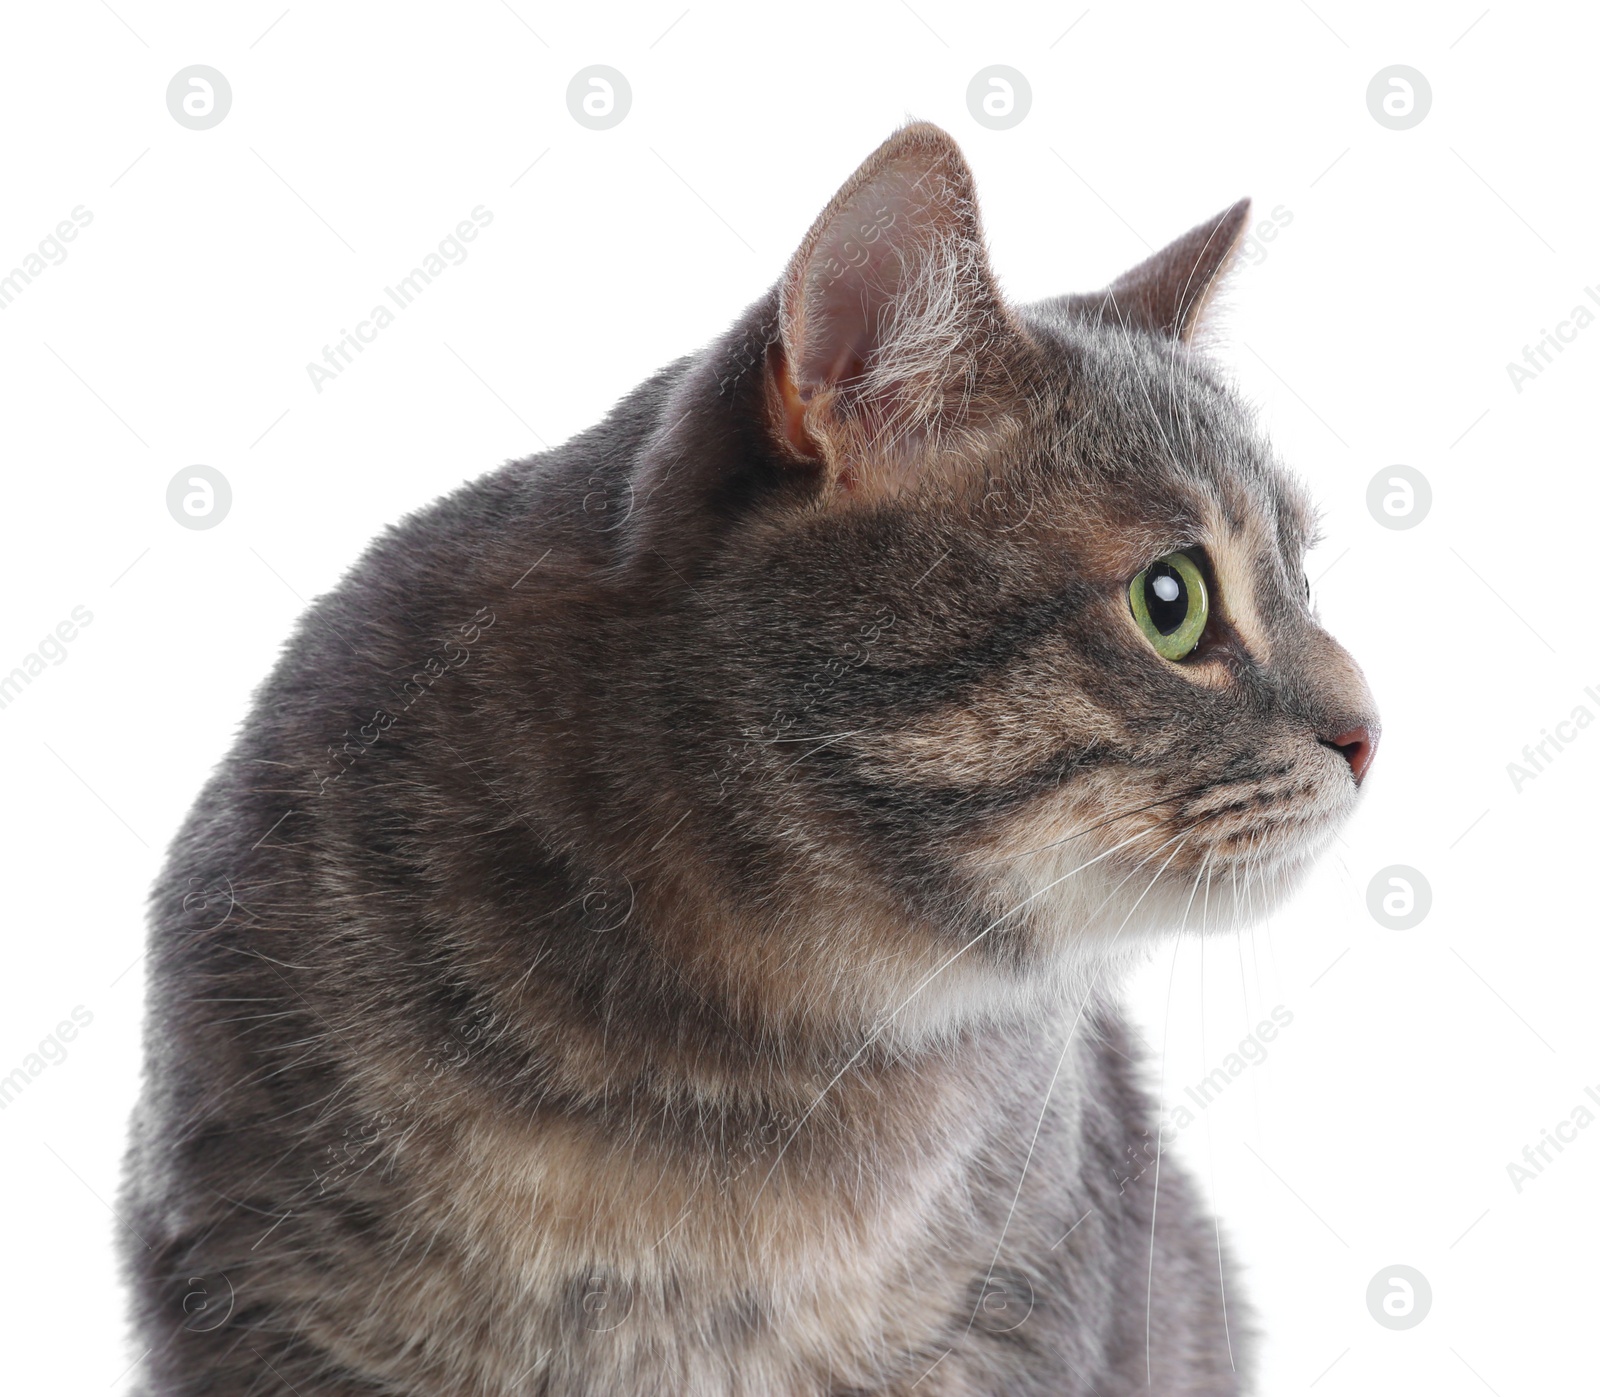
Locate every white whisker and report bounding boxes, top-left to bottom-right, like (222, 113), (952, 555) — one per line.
(967, 836), (1190, 1338)
(746, 821), (1186, 1217)
(1147, 853), (1209, 1384)
(1199, 857), (1236, 1375)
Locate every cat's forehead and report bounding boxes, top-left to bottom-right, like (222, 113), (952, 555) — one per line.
(1012, 309), (1316, 567)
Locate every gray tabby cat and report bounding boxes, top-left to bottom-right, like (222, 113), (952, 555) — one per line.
(120, 123), (1377, 1395)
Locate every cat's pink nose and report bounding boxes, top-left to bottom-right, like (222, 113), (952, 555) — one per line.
(1326, 726), (1377, 786)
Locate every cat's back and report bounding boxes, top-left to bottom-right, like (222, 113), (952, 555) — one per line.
(118, 353), (712, 1385)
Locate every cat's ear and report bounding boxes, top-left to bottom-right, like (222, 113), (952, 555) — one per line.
(1096, 199), (1252, 341)
(769, 122), (1018, 490)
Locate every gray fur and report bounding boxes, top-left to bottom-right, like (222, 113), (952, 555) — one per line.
(118, 124), (1374, 1395)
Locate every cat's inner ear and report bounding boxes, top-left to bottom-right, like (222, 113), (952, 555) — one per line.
(770, 123), (1016, 487)
(1100, 199), (1252, 341)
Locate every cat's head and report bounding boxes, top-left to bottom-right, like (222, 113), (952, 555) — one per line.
(626, 123), (1376, 998)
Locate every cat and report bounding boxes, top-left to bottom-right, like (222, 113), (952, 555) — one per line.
(119, 122), (1377, 1396)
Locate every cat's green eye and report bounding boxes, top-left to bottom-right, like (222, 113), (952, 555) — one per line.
(1129, 551), (1209, 661)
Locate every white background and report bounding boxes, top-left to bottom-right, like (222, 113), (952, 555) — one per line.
(2, 2), (1594, 1391)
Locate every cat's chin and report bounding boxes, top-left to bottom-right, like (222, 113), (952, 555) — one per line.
(869, 830), (1337, 1053)
(986, 795), (1349, 965)
(960, 742), (1363, 969)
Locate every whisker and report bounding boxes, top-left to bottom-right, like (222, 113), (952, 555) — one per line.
(778, 730), (864, 770)
(745, 821), (1186, 1218)
(1201, 853), (1242, 1378)
(977, 787), (1201, 868)
(1148, 853), (1209, 1384)
(1231, 853), (1251, 1037)
(967, 835), (1190, 1339)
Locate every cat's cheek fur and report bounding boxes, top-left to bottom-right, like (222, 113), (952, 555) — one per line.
(859, 682), (1129, 789)
(963, 776), (1207, 962)
(959, 724), (1360, 963)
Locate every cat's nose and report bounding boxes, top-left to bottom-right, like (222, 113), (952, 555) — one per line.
(1322, 725), (1378, 786)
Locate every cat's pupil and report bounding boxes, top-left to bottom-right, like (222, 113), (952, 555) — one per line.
(1144, 563), (1189, 635)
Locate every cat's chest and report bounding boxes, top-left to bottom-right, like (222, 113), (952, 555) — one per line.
(385, 1066), (1040, 1394)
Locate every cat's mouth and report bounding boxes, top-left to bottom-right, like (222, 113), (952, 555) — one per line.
(974, 744), (1360, 949)
(1173, 762), (1351, 868)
